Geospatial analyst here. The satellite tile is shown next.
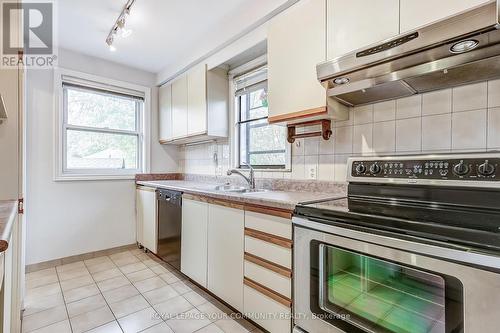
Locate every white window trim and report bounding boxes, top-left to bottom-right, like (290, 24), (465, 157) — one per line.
(54, 68), (151, 181)
(229, 59), (291, 172)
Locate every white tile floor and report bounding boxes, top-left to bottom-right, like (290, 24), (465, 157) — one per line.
(23, 249), (261, 333)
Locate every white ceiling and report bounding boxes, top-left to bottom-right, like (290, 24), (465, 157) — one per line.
(57, 0), (289, 73)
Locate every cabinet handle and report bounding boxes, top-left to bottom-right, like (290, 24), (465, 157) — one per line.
(245, 228), (293, 249)
(244, 277), (292, 308)
(244, 252), (292, 278)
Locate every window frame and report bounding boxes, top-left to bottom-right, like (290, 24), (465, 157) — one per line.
(54, 69), (151, 181)
(233, 66), (291, 171)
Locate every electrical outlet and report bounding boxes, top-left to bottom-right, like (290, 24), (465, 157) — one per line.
(307, 166), (317, 180)
(216, 166), (223, 176)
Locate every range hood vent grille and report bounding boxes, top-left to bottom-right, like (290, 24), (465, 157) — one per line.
(405, 55), (500, 93)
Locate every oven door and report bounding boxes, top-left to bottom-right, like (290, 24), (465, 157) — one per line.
(293, 217), (500, 333)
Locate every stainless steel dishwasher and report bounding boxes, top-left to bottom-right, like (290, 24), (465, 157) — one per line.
(156, 189), (182, 270)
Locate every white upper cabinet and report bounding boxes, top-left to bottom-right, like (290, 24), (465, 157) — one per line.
(267, 0), (327, 123)
(171, 74), (188, 139)
(159, 84), (173, 142)
(187, 63), (208, 136)
(159, 65), (228, 144)
(400, 0), (490, 33)
(327, 0), (400, 59)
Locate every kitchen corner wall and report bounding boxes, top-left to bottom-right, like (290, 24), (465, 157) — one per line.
(25, 49), (178, 265)
(179, 79), (500, 182)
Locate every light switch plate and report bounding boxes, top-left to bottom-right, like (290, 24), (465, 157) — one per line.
(216, 166), (223, 176)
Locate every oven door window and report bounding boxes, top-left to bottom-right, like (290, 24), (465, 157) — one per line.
(318, 245), (454, 333)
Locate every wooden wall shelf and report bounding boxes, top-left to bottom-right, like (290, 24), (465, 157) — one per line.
(286, 119), (332, 143)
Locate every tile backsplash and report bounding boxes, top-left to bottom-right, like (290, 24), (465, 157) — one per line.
(178, 79), (500, 182)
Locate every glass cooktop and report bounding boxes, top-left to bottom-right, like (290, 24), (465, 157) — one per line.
(294, 191), (500, 255)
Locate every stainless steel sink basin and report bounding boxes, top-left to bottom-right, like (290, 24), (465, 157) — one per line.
(213, 184), (268, 194)
(214, 185), (247, 192)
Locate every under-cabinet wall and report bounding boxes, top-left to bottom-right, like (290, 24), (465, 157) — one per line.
(178, 80), (500, 182)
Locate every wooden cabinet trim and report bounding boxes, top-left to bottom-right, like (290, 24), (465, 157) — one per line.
(244, 252), (292, 278)
(244, 205), (292, 219)
(268, 106), (327, 124)
(183, 194), (245, 211)
(244, 228), (293, 249)
(244, 277), (292, 308)
(182, 194), (209, 203)
(182, 194), (293, 217)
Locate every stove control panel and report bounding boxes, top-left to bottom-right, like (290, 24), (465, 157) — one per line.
(351, 156), (500, 181)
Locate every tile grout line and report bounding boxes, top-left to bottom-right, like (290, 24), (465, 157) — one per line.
(134, 252), (216, 332)
(22, 271), (68, 333)
(56, 268), (73, 333)
(82, 257), (123, 333)
(107, 250), (194, 332)
(114, 251), (166, 331)
(129, 252), (215, 333)
(26, 250), (256, 333)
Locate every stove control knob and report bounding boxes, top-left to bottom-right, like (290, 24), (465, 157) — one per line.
(453, 161), (469, 176)
(370, 164), (382, 175)
(355, 164), (366, 174)
(478, 161), (495, 176)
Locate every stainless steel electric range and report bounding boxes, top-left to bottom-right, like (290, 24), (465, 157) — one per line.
(293, 153), (500, 333)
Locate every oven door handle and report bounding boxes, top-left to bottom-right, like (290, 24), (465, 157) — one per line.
(293, 217), (500, 271)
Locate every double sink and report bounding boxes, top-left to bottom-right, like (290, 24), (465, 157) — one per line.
(212, 184), (268, 194)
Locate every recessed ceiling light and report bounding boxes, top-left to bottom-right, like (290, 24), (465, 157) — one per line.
(450, 39), (479, 54)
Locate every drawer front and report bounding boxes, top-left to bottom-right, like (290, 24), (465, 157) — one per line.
(245, 211), (292, 239)
(244, 260), (291, 298)
(245, 236), (292, 269)
(244, 285), (291, 333)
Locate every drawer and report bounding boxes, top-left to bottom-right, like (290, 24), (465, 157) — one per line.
(244, 259), (291, 298)
(243, 284), (291, 333)
(245, 211), (292, 239)
(245, 236), (292, 269)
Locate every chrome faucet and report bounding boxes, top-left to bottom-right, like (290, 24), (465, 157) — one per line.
(227, 162), (255, 190)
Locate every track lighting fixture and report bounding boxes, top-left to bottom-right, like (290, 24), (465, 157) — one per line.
(105, 0), (135, 52)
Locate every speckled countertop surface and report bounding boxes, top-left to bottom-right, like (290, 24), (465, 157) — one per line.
(0, 200), (17, 252)
(136, 180), (346, 211)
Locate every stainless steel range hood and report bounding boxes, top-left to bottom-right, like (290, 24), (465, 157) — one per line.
(317, 0), (500, 107)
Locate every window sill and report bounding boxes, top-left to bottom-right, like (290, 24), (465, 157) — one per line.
(54, 174), (138, 182)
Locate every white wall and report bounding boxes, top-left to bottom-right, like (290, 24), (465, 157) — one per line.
(25, 49), (178, 265)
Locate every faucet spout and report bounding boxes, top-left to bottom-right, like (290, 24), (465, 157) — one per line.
(227, 163), (255, 189)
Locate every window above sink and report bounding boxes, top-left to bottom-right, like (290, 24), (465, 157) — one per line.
(234, 65), (291, 171)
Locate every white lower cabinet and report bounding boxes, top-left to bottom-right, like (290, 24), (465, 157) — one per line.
(136, 186), (157, 253)
(207, 204), (245, 312)
(244, 261), (291, 298)
(180, 197), (293, 331)
(181, 198), (209, 287)
(244, 285), (291, 333)
(244, 210), (293, 333)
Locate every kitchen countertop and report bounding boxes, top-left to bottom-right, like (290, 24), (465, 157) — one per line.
(136, 180), (345, 211)
(0, 200), (17, 253)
